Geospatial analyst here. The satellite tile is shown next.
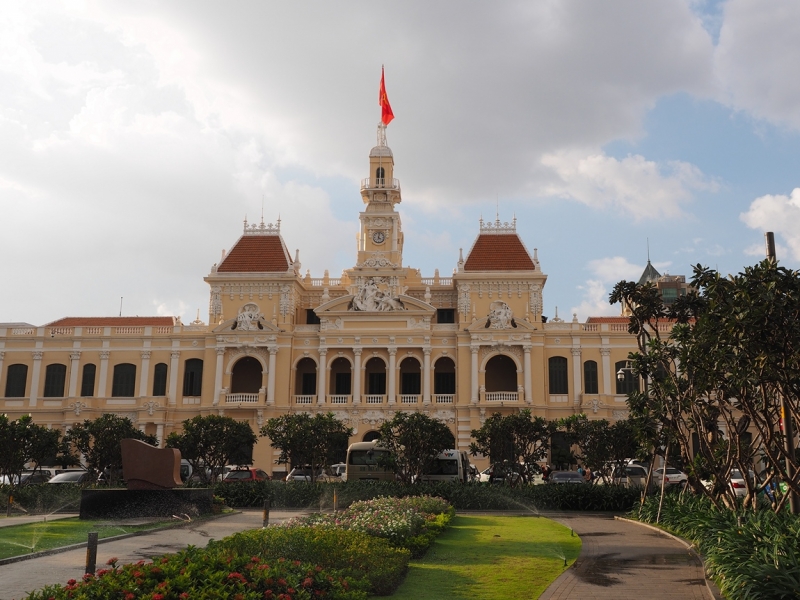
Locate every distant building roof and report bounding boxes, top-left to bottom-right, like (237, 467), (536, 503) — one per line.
(46, 317), (175, 327)
(463, 218), (536, 272)
(637, 260), (661, 286)
(585, 316), (630, 323)
(217, 219), (293, 273)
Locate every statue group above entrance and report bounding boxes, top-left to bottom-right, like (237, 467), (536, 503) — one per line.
(350, 277), (406, 312)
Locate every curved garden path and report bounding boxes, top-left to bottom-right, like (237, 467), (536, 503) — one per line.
(539, 513), (718, 600)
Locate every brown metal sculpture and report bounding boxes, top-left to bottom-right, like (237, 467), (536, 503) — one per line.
(121, 438), (182, 490)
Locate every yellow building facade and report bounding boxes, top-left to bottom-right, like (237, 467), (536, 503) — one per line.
(0, 125), (642, 473)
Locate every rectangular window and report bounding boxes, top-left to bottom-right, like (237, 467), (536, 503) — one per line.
(43, 364), (67, 397)
(368, 372), (386, 395)
(335, 372), (351, 395)
(301, 372), (317, 395)
(583, 361), (598, 395)
(306, 309), (321, 325)
(5, 364), (28, 397)
(152, 363), (168, 396)
(81, 364), (96, 397)
(548, 357), (569, 395)
(434, 372), (456, 394)
(436, 309), (455, 324)
(401, 372), (421, 395)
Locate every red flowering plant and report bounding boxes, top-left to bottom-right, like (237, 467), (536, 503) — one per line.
(24, 545), (367, 600)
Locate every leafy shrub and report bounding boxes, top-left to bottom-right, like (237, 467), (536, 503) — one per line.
(0, 483), (82, 514)
(211, 527), (409, 596)
(634, 494), (800, 600)
(210, 480), (639, 512)
(26, 545), (368, 600)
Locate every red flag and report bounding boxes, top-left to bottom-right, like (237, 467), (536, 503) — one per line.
(379, 67), (394, 125)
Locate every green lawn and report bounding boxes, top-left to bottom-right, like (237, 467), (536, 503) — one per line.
(386, 515), (581, 600)
(0, 518), (177, 560)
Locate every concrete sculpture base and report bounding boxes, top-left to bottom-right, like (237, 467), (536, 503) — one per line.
(79, 488), (213, 519)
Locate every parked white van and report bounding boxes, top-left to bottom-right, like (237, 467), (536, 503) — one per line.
(418, 449), (470, 483)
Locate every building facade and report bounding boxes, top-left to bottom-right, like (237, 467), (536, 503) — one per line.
(0, 125), (644, 473)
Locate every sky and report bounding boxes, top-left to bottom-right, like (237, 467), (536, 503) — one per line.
(3, 0), (800, 326)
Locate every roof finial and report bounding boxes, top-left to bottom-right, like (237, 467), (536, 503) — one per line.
(647, 237), (650, 263)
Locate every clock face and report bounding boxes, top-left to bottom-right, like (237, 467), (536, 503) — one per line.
(372, 231), (386, 244)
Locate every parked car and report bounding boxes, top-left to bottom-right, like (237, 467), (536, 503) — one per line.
(222, 468), (270, 483)
(612, 465), (651, 488)
(329, 463), (346, 479)
(286, 467), (339, 483)
(653, 467), (688, 487)
(47, 470), (90, 484)
(478, 463), (521, 485)
(548, 471), (585, 484)
(0, 471), (51, 485)
(730, 469), (757, 497)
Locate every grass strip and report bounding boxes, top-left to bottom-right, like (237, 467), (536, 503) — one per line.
(0, 517), (178, 560)
(386, 515), (580, 599)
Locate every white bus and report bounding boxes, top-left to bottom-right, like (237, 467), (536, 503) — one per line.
(418, 449), (470, 483)
(345, 440), (394, 482)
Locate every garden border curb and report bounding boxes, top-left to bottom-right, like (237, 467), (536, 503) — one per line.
(0, 510), (241, 567)
(614, 516), (724, 600)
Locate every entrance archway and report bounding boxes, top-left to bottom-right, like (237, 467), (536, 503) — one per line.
(231, 357), (262, 393)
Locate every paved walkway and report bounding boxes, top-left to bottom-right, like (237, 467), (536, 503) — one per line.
(0, 510), (307, 600)
(539, 513), (715, 600)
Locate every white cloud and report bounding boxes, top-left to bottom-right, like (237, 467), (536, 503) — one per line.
(740, 188), (800, 261)
(715, 0), (800, 129)
(571, 256), (645, 320)
(541, 150), (718, 220)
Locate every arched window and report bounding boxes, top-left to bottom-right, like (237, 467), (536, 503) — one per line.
(81, 364), (96, 397)
(548, 357), (568, 395)
(231, 357), (262, 394)
(583, 360), (598, 395)
(363, 430), (380, 442)
(485, 355), (517, 392)
(615, 361), (639, 395)
(295, 357), (317, 395)
(434, 357), (456, 395)
(183, 358), (203, 396)
(329, 357), (351, 395)
(375, 166), (385, 186)
(399, 357), (421, 395)
(152, 363), (168, 396)
(43, 364), (67, 397)
(5, 364), (28, 398)
(112, 363), (136, 397)
(365, 357), (386, 395)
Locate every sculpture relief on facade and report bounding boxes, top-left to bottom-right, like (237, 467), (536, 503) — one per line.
(210, 286), (222, 322)
(350, 277), (406, 312)
(234, 303), (264, 331)
(356, 252), (397, 269)
(486, 301), (516, 329)
(457, 284), (471, 315)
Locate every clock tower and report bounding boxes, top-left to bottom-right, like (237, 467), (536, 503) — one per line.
(355, 123), (404, 271)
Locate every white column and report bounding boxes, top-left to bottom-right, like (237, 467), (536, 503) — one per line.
(571, 348), (582, 407)
(388, 348), (397, 404)
(68, 351), (81, 398)
(29, 351), (43, 407)
(0, 352), (4, 393)
(423, 347), (431, 404)
(156, 423), (164, 448)
(601, 348), (611, 395)
(213, 347), (225, 406)
(168, 350), (180, 405)
(317, 350), (327, 404)
(267, 346), (277, 405)
(470, 346), (479, 404)
(98, 349), (110, 399)
(139, 350), (151, 398)
(523, 345), (532, 405)
(353, 348), (362, 404)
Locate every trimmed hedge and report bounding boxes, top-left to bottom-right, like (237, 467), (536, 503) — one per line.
(0, 484), (82, 514)
(214, 480), (640, 512)
(634, 494), (800, 600)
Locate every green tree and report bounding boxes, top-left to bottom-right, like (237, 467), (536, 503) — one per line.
(67, 414), (156, 485)
(377, 411), (455, 484)
(167, 415), (258, 484)
(611, 260), (800, 512)
(469, 410), (555, 485)
(260, 412), (352, 482)
(559, 414), (641, 480)
(0, 414), (60, 501)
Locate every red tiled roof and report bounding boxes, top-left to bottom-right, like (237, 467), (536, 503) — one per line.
(46, 317), (175, 327)
(585, 316), (629, 323)
(217, 235), (292, 273)
(463, 234), (535, 271)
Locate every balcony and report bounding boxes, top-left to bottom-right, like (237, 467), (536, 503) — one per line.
(484, 391), (519, 403)
(328, 394), (351, 404)
(360, 177), (400, 191)
(364, 394), (386, 405)
(434, 394), (455, 404)
(225, 393), (259, 404)
(399, 394), (420, 404)
(294, 395), (315, 405)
